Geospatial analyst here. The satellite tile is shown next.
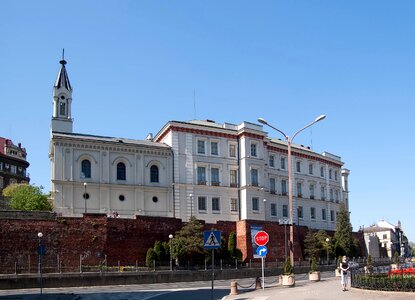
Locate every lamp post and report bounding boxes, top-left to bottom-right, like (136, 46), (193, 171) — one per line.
(37, 232), (43, 295)
(263, 198), (267, 220)
(169, 234), (173, 271)
(326, 237), (330, 265)
(258, 115), (326, 266)
(83, 182), (87, 214)
(189, 194), (193, 219)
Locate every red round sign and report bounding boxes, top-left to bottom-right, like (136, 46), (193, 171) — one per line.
(254, 231), (269, 246)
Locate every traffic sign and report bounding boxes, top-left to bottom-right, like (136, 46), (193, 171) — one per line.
(204, 230), (221, 249)
(256, 245), (268, 257)
(254, 231), (269, 246)
(37, 245), (46, 256)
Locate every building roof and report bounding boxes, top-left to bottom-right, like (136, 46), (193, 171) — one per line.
(54, 59), (72, 91)
(52, 131), (171, 149)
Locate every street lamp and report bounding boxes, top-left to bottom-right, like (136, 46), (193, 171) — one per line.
(258, 115), (326, 266)
(37, 232), (43, 295)
(189, 194), (193, 219)
(83, 182), (87, 214)
(326, 237), (330, 265)
(263, 199), (267, 220)
(169, 234), (173, 271)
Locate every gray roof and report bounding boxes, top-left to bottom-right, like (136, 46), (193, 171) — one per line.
(54, 60), (72, 91)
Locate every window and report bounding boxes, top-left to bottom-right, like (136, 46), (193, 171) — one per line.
(271, 203), (277, 217)
(281, 180), (287, 195)
(335, 190), (339, 202)
(309, 184), (315, 199)
(335, 171), (338, 181)
(269, 178), (276, 194)
(198, 196), (207, 211)
(296, 161), (301, 172)
(282, 205), (288, 217)
(322, 209), (326, 220)
(197, 167), (206, 184)
(311, 207), (316, 219)
(281, 157), (286, 169)
(9, 178), (17, 184)
(0, 162), (3, 171)
(117, 162), (126, 180)
(150, 165), (159, 182)
(119, 195), (125, 201)
(10, 165), (17, 174)
(297, 182), (302, 197)
(211, 168), (220, 186)
(383, 234), (387, 239)
(230, 169), (237, 187)
(81, 159), (91, 178)
(230, 198), (238, 212)
(197, 140), (205, 154)
(152, 196), (158, 203)
(211, 141), (219, 156)
(330, 189), (334, 201)
(330, 210), (335, 222)
(252, 197), (259, 211)
(251, 169), (258, 186)
(59, 102), (66, 116)
(321, 186), (326, 200)
(298, 206), (303, 219)
(320, 166), (324, 177)
(250, 143), (257, 157)
(269, 155), (275, 167)
(309, 163), (313, 175)
(229, 144), (236, 158)
(329, 169), (332, 179)
(0, 176), (3, 188)
(212, 197), (220, 212)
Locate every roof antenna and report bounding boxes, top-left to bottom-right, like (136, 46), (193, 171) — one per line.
(193, 88), (197, 120)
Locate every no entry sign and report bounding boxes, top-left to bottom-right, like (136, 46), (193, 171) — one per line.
(254, 231), (269, 246)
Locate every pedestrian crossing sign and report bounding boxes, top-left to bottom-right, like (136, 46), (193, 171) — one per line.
(204, 230), (221, 249)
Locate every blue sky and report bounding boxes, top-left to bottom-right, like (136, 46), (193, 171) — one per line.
(1, 1), (414, 242)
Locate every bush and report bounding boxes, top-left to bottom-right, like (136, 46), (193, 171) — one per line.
(310, 257), (318, 273)
(146, 248), (156, 268)
(284, 257), (293, 275)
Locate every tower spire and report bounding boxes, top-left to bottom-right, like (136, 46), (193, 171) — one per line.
(55, 50), (71, 91)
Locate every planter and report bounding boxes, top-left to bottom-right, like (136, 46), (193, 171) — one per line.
(335, 268), (342, 277)
(282, 274), (295, 287)
(391, 264), (399, 270)
(309, 271), (320, 281)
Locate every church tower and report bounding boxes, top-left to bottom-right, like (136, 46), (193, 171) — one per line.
(51, 51), (73, 134)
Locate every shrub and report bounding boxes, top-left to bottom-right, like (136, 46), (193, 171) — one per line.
(145, 248), (156, 268)
(310, 257), (319, 273)
(284, 257), (293, 275)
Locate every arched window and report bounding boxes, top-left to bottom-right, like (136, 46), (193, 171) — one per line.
(117, 162), (126, 180)
(81, 159), (91, 178)
(150, 165), (159, 183)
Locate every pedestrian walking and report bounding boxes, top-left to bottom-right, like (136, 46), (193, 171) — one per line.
(340, 255), (350, 291)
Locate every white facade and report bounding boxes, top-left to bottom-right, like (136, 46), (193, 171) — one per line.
(50, 58), (350, 230)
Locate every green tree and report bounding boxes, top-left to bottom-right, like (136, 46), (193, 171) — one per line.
(171, 216), (204, 263)
(227, 232), (242, 262)
(304, 229), (330, 260)
(283, 257), (293, 275)
(333, 203), (353, 256)
(153, 240), (167, 261)
(146, 247), (156, 268)
(2, 183), (52, 211)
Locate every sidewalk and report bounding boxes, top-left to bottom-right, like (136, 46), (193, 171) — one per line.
(223, 275), (414, 300)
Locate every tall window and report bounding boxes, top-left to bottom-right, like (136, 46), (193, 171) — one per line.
(271, 203), (277, 217)
(150, 165), (159, 182)
(269, 178), (276, 194)
(198, 196), (207, 211)
(197, 166), (206, 184)
(252, 197), (259, 211)
(250, 143), (257, 157)
(335, 190), (339, 202)
(251, 169), (258, 186)
(330, 210), (335, 222)
(281, 180), (287, 195)
(311, 207), (316, 219)
(282, 205), (288, 217)
(117, 162), (126, 180)
(309, 163), (313, 175)
(10, 165), (17, 174)
(212, 197), (220, 212)
(322, 208), (327, 220)
(281, 157), (286, 169)
(309, 184), (315, 199)
(320, 166), (324, 177)
(59, 102), (66, 116)
(297, 182), (302, 197)
(296, 161), (301, 172)
(0, 176), (3, 188)
(330, 189), (334, 201)
(230, 198), (238, 212)
(230, 169), (237, 187)
(81, 159), (91, 178)
(197, 140), (205, 154)
(211, 168), (220, 186)
(329, 169), (332, 179)
(321, 186), (326, 200)
(298, 206), (303, 219)
(229, 144), (236, 158)
(0, 162), (3, 171)
(335, 171), (338, 181)
(211, 141), (218, 156)
(269, 155), (275, 167)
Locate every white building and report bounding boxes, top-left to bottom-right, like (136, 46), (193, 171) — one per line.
(50, 58), (350, 230)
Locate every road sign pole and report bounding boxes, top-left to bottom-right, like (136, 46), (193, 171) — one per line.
(262, 256), (265, 291)
(211, 249), (214, 300)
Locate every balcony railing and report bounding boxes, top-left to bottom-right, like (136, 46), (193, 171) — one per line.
(281, 192), (287, 196)
(197, 181), (207, 185)
(230, 183), (238, 188)
(211, 181), (220, 186)
(310, 195), (315, 199)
